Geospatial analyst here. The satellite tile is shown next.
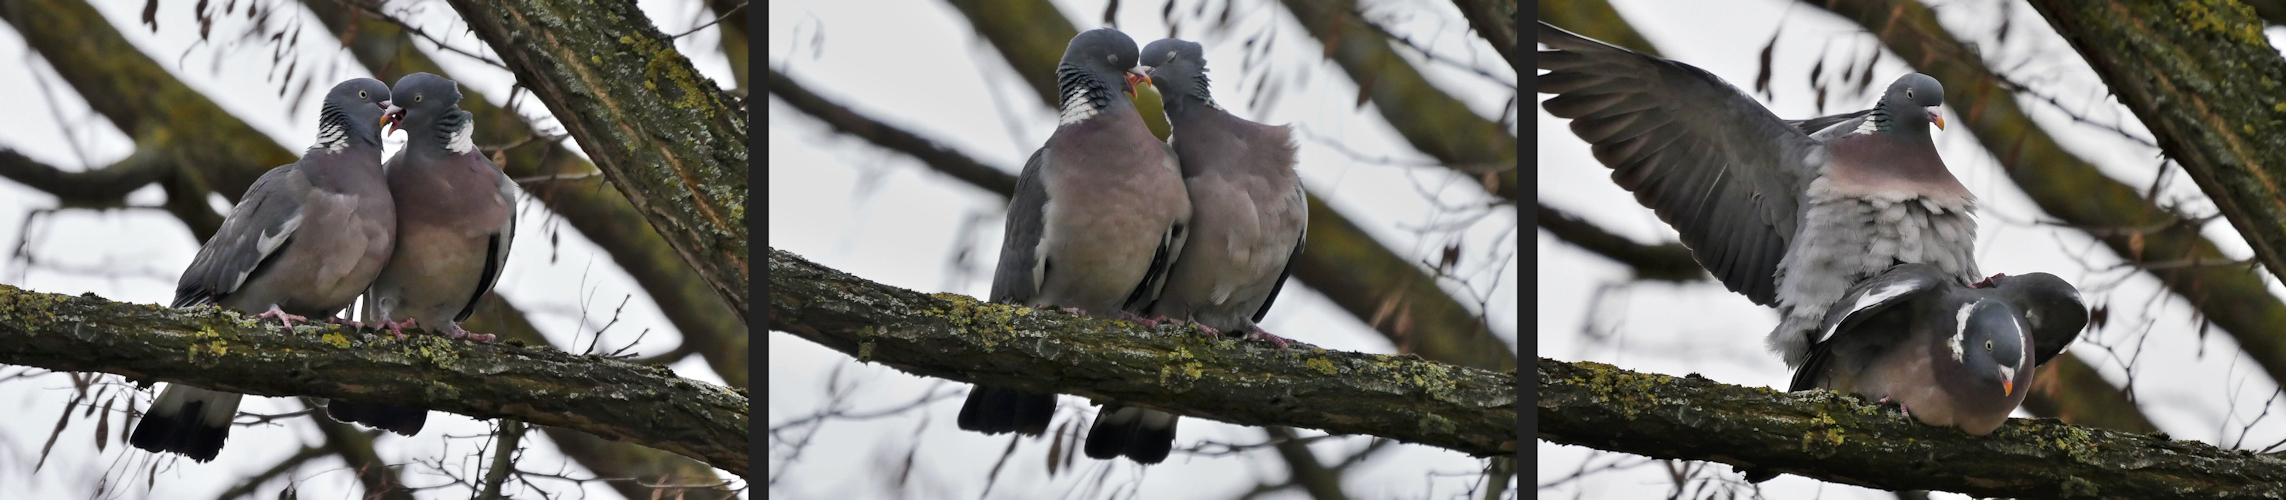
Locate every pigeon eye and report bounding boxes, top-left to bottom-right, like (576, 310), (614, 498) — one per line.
(358, 90), (367, 99)
(416, 95), (424, 103)
(1907, 89), (1915, 99)
(1984, 339), (1994, 351)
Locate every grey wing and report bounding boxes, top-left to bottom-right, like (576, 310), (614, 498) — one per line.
(1252, 185), (1308, 323)
(1785, 109), (1873, 139)
(988, 147), (1050, 305)
(453, 163), (519, 323)
(1121, 143), (1188, 314)
(1789, 264), (1945, 391)
(173, 164), (308, 308)
(1537, 22), (1826, 306)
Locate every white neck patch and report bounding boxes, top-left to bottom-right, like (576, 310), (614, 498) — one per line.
(445, 120), (475, 154)
(315, 122), (349, 153)
(1950, 302), (1976, 362)
(1057, 87), (1102, 126)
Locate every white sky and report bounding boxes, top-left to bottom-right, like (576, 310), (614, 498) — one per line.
(766, 0), (1518, 498)
(0, 0), (741, 498)
(1539, 1), (2286, 498)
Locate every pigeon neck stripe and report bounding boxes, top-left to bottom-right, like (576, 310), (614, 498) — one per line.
(315, 102), (354, 153)
(1055, 63), (1120, 125)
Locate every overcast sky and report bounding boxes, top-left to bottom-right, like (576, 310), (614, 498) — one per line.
(0, 1), (739, 498)
(1540, 1), (2286, 498)
(767, 0), (1517, 498)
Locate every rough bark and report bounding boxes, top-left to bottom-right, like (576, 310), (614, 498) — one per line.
(768, 248), (1516, 457)
(305, 0), (747, 390)
(1278, 0), (1518, 201)
(442, 0), (750, 320)
(0, 284), (748, 476)
(768, 66), (1516, 373)
(1807, 0), (2286, 404)
(1539, 358), (2286, 498)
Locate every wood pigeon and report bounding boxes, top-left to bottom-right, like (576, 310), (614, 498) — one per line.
(131, 78), (399, 462)
(956, 28), (1192, 438)
(1536, 22), (1980, 367)
(1075, 38), (1310, 465)
(1791, 263), (2087, 433)
(328, 72), (520, 437)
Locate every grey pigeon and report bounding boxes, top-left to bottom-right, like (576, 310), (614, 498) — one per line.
(1537, 22), (1978, 367)
(1739, 264), (2082, 483)
(956, 28), (1192, 439)
(329, 72), (519, 436)
(1790, 263), (2086, 433)
(131, 78), (398, 462)
(1080, 38), (1309, 465)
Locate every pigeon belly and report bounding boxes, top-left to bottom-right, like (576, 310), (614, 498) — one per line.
(1770, 177), (1979, 366)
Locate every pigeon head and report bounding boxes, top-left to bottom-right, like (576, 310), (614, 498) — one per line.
(1879, 73), (1947, 133)
(315, 78), (393, 152)
(1138, 38), (1215, 111)
(1055, 28), (1145, 123)
(388, 72), (476, 154)
(1952, 298), (2030, 397)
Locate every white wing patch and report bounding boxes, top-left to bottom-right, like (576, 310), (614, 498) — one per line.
(226, 212), (304, 293)
(1818, 280), (1920, 344)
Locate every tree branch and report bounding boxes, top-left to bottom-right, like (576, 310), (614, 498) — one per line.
(1538, 358), (2286, 498)
(442, 0), (750, 320)
(1278, 0), (1517, 201)
(2025, 0), (2286, 340)
(1534, 200), (1707, 283)
(767, 68), (1516, 372)
(767, 248), (1516, 458)
(0, 284), (748, 476)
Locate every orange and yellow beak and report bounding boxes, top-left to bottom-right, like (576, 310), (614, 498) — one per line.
(380, 102), (406, 134)
(1930, 110), (1946, 131)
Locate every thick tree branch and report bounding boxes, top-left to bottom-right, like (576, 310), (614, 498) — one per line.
(2026, 0), (2286, 341)
(1450, 0), (1516, 72)
(1806, 0), (2286, 403)
(0, 284), (748, 476)
(1278, 0), (1517, 201)
(442, 0), (750, 320)
(308, 0), (748, 390)
(767, 248), (1516, 457)
(1535, 199), (1706, 283)
(1539, 358), (2286, 498)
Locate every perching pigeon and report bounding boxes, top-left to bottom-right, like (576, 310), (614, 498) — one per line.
(957, 28), (1191, 438)
(1790, 263), (2086, 434)
(1079, 38), (1309, 465)
(329, 72), (519, 436)
(1536, 22), (1979, 367)
(131, 78), (398, 462)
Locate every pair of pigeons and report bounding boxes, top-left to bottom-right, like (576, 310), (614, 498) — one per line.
(1536, 21), (2090, 443)
(954, 28), (1309, 465)
(127, 73), (519, 463)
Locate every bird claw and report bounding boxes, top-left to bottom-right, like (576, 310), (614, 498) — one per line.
(1244, 328), (1294, 350)
(442, 323), (496, 342)
(377, 318), (417, 340)
(255, 306), (309, 330)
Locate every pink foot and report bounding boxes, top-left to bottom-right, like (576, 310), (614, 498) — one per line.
(441, 323), (496, 342)
(1243, 328), (1294, 350)
(1116, 310), (1176, 327)
(327, 316), (364, 329)
(255, 305), (309, 330)
(377, 318), (418, 340)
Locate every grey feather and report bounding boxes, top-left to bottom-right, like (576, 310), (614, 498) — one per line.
(135, 78), (397, 462)
(1537, 22), (1978, 366)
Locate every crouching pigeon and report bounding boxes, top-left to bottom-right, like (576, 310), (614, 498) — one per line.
(1536, 22), (1979, 367)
